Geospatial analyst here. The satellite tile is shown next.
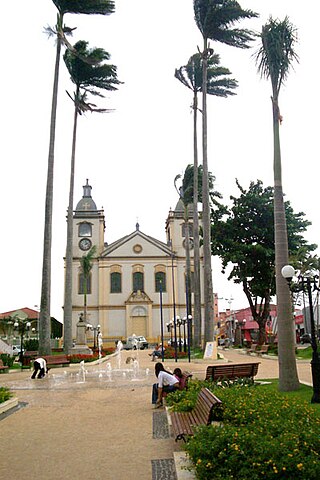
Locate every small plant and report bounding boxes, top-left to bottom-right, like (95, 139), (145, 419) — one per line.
(0, 387), (13, 404)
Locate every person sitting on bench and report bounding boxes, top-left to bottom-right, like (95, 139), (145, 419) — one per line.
(149, 344), (164, 361)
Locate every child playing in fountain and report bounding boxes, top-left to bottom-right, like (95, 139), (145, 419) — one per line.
(31, 357), (49, 379)
(152, 362), (179, 408)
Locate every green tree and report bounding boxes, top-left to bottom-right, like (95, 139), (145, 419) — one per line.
(80, 246), (97, 322)
(255, 16), (300, 391)
(211, 179), (316, 345)
(63, 40), (120, 353)
(175, 52), (237, 347)
(39, 0), (115, 356)
(193, 0), (257, 343)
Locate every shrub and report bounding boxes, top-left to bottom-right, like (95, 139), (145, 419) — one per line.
(0, 387), (12, 404)
(164, 346), (188, 359)
(24, 339), (39, 351)
(67, 348), (115, 363)
(182, 384), (320, 479)
(0, 353), (15, 368)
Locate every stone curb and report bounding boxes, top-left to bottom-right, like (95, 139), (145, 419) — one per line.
(0, 396), (18, 415)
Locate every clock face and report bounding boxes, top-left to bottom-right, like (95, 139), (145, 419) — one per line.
(79, 238), (92, 251)
(183, 238), (194, 250)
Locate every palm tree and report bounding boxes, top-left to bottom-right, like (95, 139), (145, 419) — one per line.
(175, 52), (237, 347)
(255, 16), (300, 391)
(80, 246), (97, 322)
(63, 40), (120, 353)
(39, 0), (115, 355)
(193, 0), (257, 344)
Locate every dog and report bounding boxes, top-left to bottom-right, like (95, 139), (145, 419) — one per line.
(126, 356), (136, 364)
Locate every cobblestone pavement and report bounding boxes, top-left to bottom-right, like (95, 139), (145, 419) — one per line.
(0, 348), (312, 479)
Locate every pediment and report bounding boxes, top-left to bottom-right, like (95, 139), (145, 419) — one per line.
(126, 290), (153, 304)
(101, 229), (172, 258)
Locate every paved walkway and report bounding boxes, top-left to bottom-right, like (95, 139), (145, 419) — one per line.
(0, 348), (313, 480)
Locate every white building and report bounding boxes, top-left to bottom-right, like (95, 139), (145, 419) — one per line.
(69, 180), (204, 344)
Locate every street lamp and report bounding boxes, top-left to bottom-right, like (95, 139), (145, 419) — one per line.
(166, 321), (173, 346)
(176, 316), (182, 352)
(13, 317), (31, 366)
(86, 324), (101, 351)
(181, 317), (187, 353)
(282, 265), (320, 403)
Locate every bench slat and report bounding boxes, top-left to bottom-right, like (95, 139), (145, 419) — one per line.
(170, 388), (222, 442)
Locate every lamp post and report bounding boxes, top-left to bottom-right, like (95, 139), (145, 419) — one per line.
(34, 304), (40, 339)
(13, 317), (31, 367)
(166, 321), (173, 345)
(188, 315), (192, 362)
(176, 316), (182, 352)
(86, 324), (101, 351)
(159, 280), (164, 361)
(173, 316), (178, 362)
(181, 317), (187, 353)
(282, 265), (320, 403)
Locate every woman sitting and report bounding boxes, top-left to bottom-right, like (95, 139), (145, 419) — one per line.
(149, 343), (165, 361)
(152, 362), (179, 408)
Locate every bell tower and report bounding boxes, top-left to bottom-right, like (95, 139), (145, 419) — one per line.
(73, 179), (105, 255)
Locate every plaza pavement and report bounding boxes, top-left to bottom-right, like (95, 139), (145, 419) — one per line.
(0, 348), (313, 480)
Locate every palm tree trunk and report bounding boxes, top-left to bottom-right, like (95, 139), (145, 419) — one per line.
(184, 205), (192, 325)
(39, 35), (62, 355)
(193, 91), (202, 347)
(202, 38), (214, 345)
(63, 100), (79, 354)
(272, 96), (299, 391)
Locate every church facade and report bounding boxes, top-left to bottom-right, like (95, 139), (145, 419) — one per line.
(69, 180), (205, 343)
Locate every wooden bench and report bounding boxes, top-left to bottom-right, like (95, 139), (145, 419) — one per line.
(170, 387), (222, 442)
(43, 355), (70, 367)
(256, 345), (269, 355)
(246, 344), (258, 354)
(0, 359), (9, 373)
(205, 362), (260, 382)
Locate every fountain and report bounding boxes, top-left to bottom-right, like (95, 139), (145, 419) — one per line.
(5, 347), (152, 391)
(116, 340), (123, 370)
(76, 360), (86, 383)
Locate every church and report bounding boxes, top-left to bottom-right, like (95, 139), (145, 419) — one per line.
(69, 180), (205, 344)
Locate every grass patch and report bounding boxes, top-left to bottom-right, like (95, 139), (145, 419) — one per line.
(296, 346), (313, 360)
(257, 378), (318, 406)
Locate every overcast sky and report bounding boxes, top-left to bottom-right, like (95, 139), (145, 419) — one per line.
(1, 1), (319, 320)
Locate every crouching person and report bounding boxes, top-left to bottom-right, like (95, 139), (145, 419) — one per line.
(152, 362), (179, 408)
(31, 357), (48, 379)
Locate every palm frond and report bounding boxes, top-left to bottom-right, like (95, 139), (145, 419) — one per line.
(194, 0), (258, 47)
(175, 50), (237, 96)
(53, 0), (115, 16)
(255, 16), (298, 96)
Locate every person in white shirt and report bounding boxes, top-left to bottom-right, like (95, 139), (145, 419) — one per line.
(152, 362), (179, 407)
(31, 358), (48, 379)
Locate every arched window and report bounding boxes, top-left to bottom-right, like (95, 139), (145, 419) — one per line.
(133, 272), (144, 292)
(78, 273), (92, 294)
(155, 271), (166, 292)
(110, 272), (121, 293)
(78, 222), (92, 237)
